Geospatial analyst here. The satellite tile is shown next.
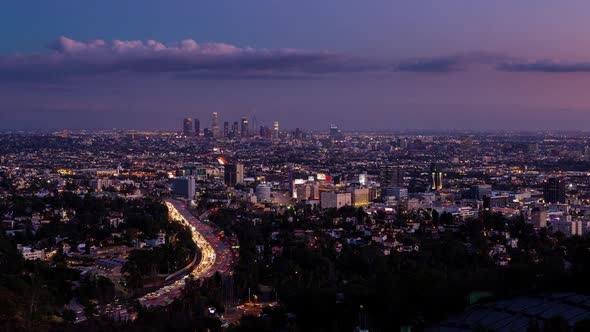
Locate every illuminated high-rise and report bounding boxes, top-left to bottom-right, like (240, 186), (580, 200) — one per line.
(430, 163), (443, 191)
(211, 112), (219, 137)
(273, 121), (279, 138)
(240, 117), (249, 137)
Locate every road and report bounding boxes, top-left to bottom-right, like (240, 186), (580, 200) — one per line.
(137, 199), (233, 308)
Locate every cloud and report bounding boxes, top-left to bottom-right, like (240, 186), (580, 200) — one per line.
(2, 37), (585, 82)
(0, 36), (384, 82)
(397, 56), (461, 73)
(395, 52), (514, 73)
(497, 60), (590, 73)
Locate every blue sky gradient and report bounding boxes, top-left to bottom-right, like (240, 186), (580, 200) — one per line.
(3, 1), (590, 130)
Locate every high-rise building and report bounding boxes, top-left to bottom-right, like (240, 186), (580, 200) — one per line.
(172, 176), (196, 200)
(240, 117), (249, 137)
(223, 121), (229, 137)
(194, 118), (200, 137)
(251, 116), (258, 136)
(183, 118), (194, 136)
(380, 165), (403, 188)
(543, 177), (566, 203)
(224, 163), (244, 187)
(430, 163), (443, 191)
(260, 126), (272, 139)
(329, 124), (344, 140)
(231, 122), (239, 137)
(211, 112), (219, 137)
(273, 121), (279, 138)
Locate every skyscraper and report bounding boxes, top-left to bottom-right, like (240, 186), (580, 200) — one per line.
(223, 121), (229, 137)
(212, 112), (219, 137)
(251, 116), (258, 136)
(224, 163), (244, 187)
(543, 177), (566, 203)
(194, 118), (200, 137)
(183, 118), (194, 136)
(273, 121), (279, 138)
(240, 117), (249, 137)
(430, 163), (443, 191)
(329, 124), (344, 140)
(260, 126), (272, 139)
(232, 122), (239, 136)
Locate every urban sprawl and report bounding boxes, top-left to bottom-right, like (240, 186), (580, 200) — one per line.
(5, 113), (590, 331)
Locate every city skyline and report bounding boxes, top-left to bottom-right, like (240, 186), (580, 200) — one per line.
(6, 3), (590, 330)
(4, 2), (590, 130)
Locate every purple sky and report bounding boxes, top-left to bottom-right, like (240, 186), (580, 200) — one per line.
(3, 1), (590, 131)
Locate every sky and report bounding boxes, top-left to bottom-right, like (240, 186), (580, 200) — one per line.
(3, 1), (590, 131)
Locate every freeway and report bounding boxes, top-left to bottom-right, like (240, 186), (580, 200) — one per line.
(138, 199), (233, 308)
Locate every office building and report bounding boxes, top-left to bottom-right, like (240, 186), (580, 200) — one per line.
(329, 124), (344, 140)
(255, 184), (272, 203)
(260, 126), (272, 139)
(472, 184), (492, 200)
(224, 163), (244, 187)
(223, 121), (229, 137)
(543, 177), (566, 204)
(380, 165), (403, 188)
(294, 128), (302, 140)
(321, 191), (352, 209)
(359, 173), (367, 185)
(232, 122), (239, 136)
(352, 188), (370, 207)
(212, 112), (219, 137)
(295, 184), (312, 201)
(241, 117), (249, 137)
(273, 121), (279, 138)
(382, 187), (408, 200)
(183, 117), (194, 136)
(172, 176), (196, 200)
(194, 118), (200, 137)
(531, 206), (548, 228)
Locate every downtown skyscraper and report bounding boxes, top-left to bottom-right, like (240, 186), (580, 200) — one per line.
(212, 112), (219, 137)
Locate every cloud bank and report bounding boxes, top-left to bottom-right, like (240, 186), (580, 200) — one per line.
(1, 36), (589, 82)
(497, 60), (590, 73)
(0, 36), (383, 81)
